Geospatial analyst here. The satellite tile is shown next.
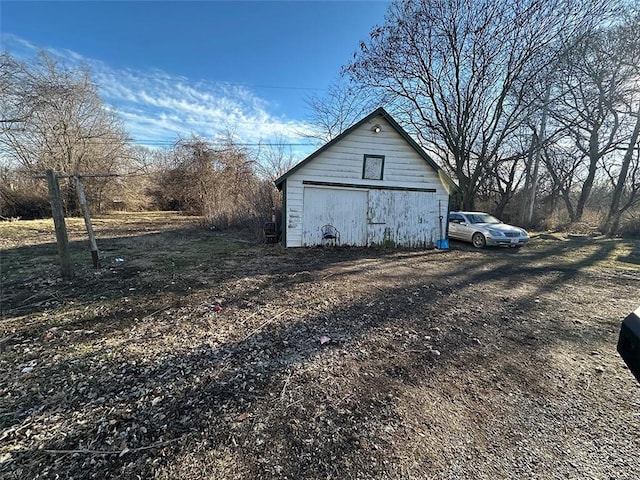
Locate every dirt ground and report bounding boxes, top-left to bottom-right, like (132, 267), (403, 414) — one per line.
(1, 212), (639, 479)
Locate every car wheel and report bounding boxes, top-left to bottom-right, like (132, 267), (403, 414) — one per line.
(472, 232), (486, 249)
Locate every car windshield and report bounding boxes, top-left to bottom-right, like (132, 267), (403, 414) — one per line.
(466, 213), (501, 224)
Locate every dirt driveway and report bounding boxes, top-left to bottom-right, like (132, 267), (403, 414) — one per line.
(1, 213), (639, 479)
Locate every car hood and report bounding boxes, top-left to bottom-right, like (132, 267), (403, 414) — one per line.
(474, 223), (527, 235)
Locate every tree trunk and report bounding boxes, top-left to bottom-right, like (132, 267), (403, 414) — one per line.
(523, 83), (551, 225)
(574, 130), (600, 221)
(520, 133), (537, 225)
(454, 161), (475, 210)
(494, 195), (510, 219)
(461, 185), (475, 211)
(604, 107), (640, 236)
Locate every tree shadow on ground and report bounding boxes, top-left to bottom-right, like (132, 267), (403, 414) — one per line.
(2, 232), (637, 479)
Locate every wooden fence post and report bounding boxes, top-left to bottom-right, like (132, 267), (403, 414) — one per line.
(74, 176), (100, 268)
(46, 170), (72, 280)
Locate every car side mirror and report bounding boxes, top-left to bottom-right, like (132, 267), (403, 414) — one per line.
(618, 307), (640, 383)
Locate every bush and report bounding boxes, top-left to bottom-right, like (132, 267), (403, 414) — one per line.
(617, 213), (640, 238)
(0, 184), (51, 220)
(201, 180), (281, 242)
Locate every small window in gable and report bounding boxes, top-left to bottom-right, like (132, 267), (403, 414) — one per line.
(362, 154), (385, 180)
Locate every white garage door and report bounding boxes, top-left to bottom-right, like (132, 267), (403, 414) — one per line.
(367, 189), (437, 247)
(302, 187), (368, 246)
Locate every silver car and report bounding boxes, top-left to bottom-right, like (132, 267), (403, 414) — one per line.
(448, 211), (529, 248)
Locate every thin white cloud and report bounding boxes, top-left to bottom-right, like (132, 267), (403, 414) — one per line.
(2, 34), (39, 53)
(1, 33), (317, 156)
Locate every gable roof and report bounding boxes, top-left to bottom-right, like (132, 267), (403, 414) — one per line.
(274, 107), (459, 194)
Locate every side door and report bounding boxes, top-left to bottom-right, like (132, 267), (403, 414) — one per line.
(448, 213), (465, 240)
(456, 213), (475, 241)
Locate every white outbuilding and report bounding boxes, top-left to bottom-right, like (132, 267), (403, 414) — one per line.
(274, 108), (458, 248)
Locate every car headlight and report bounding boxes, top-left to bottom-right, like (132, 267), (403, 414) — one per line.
(487, 229), (503, 237)
(520, 229), (529, 237)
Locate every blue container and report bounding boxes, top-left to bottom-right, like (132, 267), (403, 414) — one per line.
(436, 239), (449, 250)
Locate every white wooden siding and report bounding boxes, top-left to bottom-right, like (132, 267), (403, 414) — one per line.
(284, 116), (450, 247)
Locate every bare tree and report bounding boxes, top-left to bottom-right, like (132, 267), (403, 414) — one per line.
(541, 144), (583, 221)
(546, 28), (635, 222)
(304, 79), (379, 143)
(0, 52), (129, 212)
(478, 128), (530, 218)
(345, 0), (611, 210)
(157, 136), (276, 232)
(601, 116), (640, 234)
(254, 135), (298, 182)
(600, 14), (640, 235)
(534, 11), (640, 234)
(0, 53), (32, 133)
(91, 145), (167, 212)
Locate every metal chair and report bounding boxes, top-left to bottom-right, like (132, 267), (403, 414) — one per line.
(321, 224), (340, 246)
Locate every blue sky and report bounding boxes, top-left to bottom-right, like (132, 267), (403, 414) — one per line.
(0, 0), (390, 155)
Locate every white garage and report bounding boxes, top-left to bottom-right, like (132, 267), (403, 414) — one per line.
(275, 108), (458, 248)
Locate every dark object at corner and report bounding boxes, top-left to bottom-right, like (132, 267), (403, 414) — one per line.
(264, 221), (279, 243)
(618, 307), (640, 384)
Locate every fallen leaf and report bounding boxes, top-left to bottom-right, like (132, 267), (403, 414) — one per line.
(236, 412), (251, 422)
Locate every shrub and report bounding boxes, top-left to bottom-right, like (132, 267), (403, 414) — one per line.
(0, 184), (51, 220)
